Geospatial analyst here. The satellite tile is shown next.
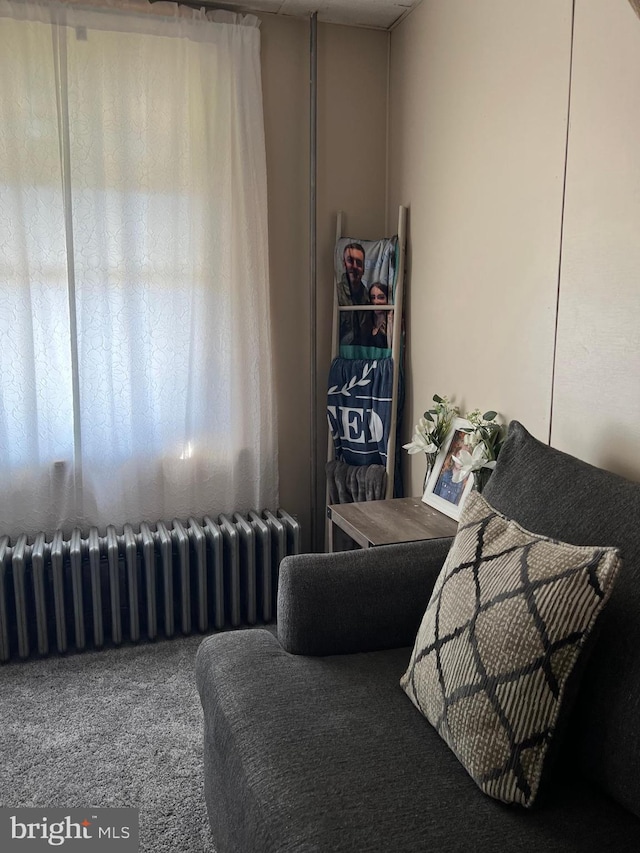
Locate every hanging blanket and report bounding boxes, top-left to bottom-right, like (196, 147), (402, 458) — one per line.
(326, 459), (387, 504)
(326, 459), (387, 550)
(334, 235), (398, 360)
(327, 357), (393, 467)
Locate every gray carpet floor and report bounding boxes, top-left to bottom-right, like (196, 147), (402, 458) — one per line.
(0, 633), (223, 852)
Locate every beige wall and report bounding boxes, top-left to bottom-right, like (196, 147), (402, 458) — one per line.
(388, 0), (574, 496)
(389, 0), (640, 496)
(260, 15), (311, 545)
(260, 15), (388, 548)
(316, 23), (389, 543)
(266, 0), (640, 540)
(551, 0), (640, 480)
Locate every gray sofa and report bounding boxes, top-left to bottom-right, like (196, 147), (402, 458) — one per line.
(195, 421), (640, 852)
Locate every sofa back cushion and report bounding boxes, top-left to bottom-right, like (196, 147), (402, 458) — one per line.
(400, 490), (620, 808)
(483, 421), (640, 818)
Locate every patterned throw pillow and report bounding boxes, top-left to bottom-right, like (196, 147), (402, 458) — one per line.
(400, 490), (620, 808)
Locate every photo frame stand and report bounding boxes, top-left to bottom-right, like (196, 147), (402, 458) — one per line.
(421, 419), (475, 521)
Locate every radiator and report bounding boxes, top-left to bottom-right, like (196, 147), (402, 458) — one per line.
(0, 509), (300, 663)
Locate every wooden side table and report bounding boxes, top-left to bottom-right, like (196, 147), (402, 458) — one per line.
(327, 497), (458, 552)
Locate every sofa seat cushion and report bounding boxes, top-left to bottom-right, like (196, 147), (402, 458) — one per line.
(196, 629), (639, 853)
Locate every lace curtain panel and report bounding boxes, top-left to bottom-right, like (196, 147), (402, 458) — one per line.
(0, 0), (278, 537)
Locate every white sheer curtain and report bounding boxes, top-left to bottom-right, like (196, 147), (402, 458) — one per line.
(0, 0), (278, 538)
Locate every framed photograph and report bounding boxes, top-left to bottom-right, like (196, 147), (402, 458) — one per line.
(422, 419), (474, 520)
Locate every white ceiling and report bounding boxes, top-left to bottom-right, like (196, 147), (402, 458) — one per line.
(193, 0), (421, 30)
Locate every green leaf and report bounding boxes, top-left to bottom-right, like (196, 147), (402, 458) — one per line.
(483, 410), (497, 421)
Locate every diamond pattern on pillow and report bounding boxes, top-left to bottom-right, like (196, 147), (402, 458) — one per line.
(400, 490), (620, 807)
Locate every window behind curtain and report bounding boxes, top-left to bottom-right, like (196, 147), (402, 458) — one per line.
(0, 0), (278, 538)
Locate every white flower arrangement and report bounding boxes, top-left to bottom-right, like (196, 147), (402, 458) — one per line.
(405, 397), (505, 492)
(403, 394), (459, 459)
(452, 409), (504, 486)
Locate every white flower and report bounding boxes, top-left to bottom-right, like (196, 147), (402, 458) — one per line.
(403, 416), (439, 455)
(416, 416), (435, 435)
(403, 432), (438, 455)
(451, 444), (497, 482)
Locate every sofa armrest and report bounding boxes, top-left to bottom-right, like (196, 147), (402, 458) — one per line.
(276, 537), (452, 656)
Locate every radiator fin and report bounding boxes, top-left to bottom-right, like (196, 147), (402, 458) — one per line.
(0, 509), (300, 663)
